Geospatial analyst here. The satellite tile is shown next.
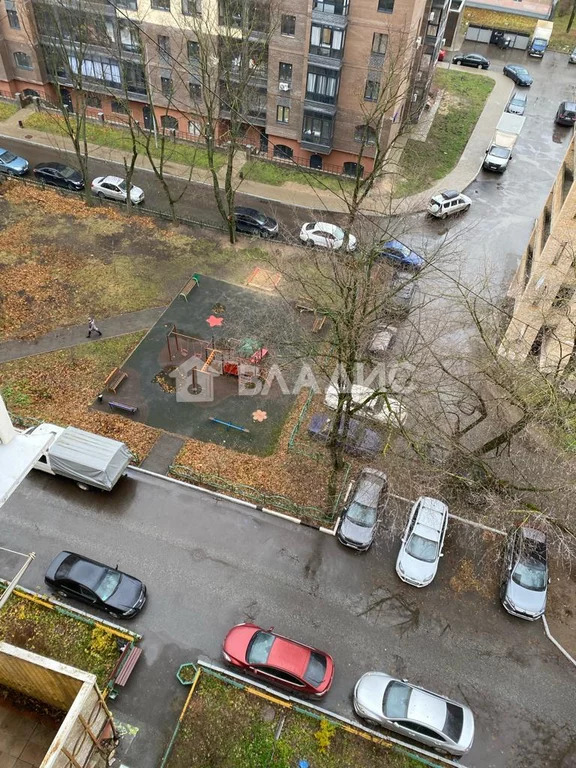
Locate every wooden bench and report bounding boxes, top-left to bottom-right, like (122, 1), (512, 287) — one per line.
(179, 273), (200, 301)
(108, 645), (143, 698)
(104, 367), (128, 394)
(108, 401), (138, 415)
(312, 314), (326, 333)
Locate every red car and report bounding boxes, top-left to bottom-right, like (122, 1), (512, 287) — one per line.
(222, 623), (334, 697)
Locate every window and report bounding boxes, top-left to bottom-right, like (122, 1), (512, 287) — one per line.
(124, 61), (147, 94)
(343, 161), (364, 177)
(86, 93), (102, 108)
(188, 40), (200, 60)
(189, 81), (201, 100)
(13, 51), (32, 70)
(364, 78), (379, 101)
(182, 0), (201, 13)
(118, 21), (140, 53)
(313, 0), (349, 13)
(306, 66), (339, 104)
(278, 62), (292, 88)
(276, 105), (290, 123)
(302, 113), (333, 144)
(354, 124), (377, 144)
(281, 14), (296, 36)
(151, 0), (170, 9)
(310, 25), (344, 58)
(372, 32), (388, 55)
(158, 35), (170, 60)
(274, 144), (293, 159)
(378, 0), (395, 11)
(188, 120), (202, 136)
(115, 0), (137, 8)
(7, 10), (20, 29)
(111, 100), (128, 114)
(161, 114), (178, 130)
(161, 76), (173, 98)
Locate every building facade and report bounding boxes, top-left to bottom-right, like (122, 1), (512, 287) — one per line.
(0, 0), (446, 175)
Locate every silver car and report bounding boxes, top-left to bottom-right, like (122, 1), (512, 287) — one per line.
(500, 526), (548, 620)
(91, 175), (145, 204)
(337, 468), (388, 551)
(354, 672), (475, 756)
(396, 497), (448, 587)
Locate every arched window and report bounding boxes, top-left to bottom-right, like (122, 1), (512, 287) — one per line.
(342, 161), (364, 178)
(161, 114), (179, 130)
(354, 124), (377, 145)
(274, 144), (293, 160)
(23, 88), (40, 98)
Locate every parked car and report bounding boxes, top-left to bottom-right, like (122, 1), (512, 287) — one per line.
(503, 64), (533, 86)
(555, 101), (576, 126)
(378, 240), (424, 271)
(299, 221), (357, 251)
(222, 623), (334, 697)
(33, 162), (84, 190)
(337, 468), (388, 551)
(387, 271), (417, 317)
(427, 189), (471, 219)
(506, 91), (528, 116)
(0, 147), (28, 176)
(324, 383), (407, 428)
(45, 551), (146, 618)
(396, 497), (448, 587)
(307, 413), (384, 457)
(368, 323), (397, 359)
(569, 46), (576, 63)
(231, 206), (278, 238)
(452, 53), (490, 70)
(91, 175), (145, 204)
(354, 672), (475, 756)
(500, 526), (548, 620)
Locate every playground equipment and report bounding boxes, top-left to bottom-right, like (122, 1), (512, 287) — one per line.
(209, 417), (250, 434)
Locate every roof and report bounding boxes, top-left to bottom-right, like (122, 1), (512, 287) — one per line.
(267, 636), (310, 678)
(67, 557), (103, 590)
(413, 498), (448, 541)
(100, 175), (123, 185)
(407, 688), (447, 730)
(441, 189), (460, 200)
(520, 526), (546, 544)
(354, 471), (386, 507)
(311, 222), (344, 236)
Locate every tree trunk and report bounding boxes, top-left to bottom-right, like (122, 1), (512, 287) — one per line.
(471, 413), (531, 456)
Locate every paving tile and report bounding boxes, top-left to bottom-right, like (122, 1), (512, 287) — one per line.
(0, 735), (26, 760)
(28, 723), (57, 750)
(0, 751), (17, 768)
(18, 742), (46, 767)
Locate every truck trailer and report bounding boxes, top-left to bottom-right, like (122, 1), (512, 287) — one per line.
(528, 21), (553, 57)
(483, 113), (526, 173)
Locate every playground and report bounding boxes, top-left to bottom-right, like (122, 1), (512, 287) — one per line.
(93, 275), (304, 456)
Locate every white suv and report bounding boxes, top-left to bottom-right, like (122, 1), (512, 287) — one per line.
(427, 189), (471, 219)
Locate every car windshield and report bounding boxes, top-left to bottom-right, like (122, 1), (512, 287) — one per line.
(406, 533), (438, 563)
(118, 180), (127, 191)
(303, 652), (327, 686)
(383, 681), (411, 718)
(491, 147), (510, 159)
(331, 226), (344, 240)
(515, 68), (528, 76)
(246, 631), (275, 664)
(394, 243), (411, 257)
(60, 166), (76, 178)
(0, 150), (17, 163)
(511, 98), (523, 107)
(444, 703), (464, 742)
(346, 500), (377, 527)
(94, 569), (122, 601)
(512, 561), (547, 591)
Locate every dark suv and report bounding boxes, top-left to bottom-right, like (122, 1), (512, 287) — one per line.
(230, 206), (279, 238)
(555, 101), (576, 126)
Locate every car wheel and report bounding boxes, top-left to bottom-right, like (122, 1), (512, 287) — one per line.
(464, 204), (470, 212)
(97, 191), (105, 199)
(477, 63), (482, 69)
(306, 239), (314, 247)
(441, 212), (448, 219)
(76, 481), (90, 491)
(56, 589), (67, 598)
(259, 230), (269, 239)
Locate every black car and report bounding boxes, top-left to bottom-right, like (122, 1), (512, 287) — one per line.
(33, 162), (84, 190)
(231, 206), (279, 238)
(503, 64), (533, 87)
(45, 551), (146, 618)
(555, 101), (576, 126)
(452, 53), (490, 70)
(337, 468), (388, 551)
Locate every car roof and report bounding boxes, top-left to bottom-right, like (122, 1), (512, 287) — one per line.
(561, 101), (576, 110)
(102, 175), (123, 185)
(511, 92), (527, 100)
(440, 189), (460, 200)
(66, 556), (105, 590)
(267, 636), (311, 678)
(413, 498), (447, 540)
(37, 161), (67, 171)
(354, 470), (387, 505)
(407, 688), (448, 730)
(234, 206), (262, 217)
(311, 221), (342, 234)
(520, 526), (546, 544)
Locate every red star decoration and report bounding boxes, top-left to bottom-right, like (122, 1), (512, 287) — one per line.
(206, 315), (223, 327)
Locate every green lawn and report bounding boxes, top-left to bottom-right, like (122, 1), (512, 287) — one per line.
(0, 102), (18, 121)
(549, 12), (576, 53)
(396, 70), (494, 197)
(24, 111), (226, 171)
(241, 158), (355, 192)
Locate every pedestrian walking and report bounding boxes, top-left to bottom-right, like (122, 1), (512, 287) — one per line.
(87, 317), (102, 338)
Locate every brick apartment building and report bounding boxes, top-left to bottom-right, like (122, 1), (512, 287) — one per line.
(0, 0), (448, 175)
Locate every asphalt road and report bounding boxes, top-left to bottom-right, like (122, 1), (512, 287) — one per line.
(2, 469), (574, 768)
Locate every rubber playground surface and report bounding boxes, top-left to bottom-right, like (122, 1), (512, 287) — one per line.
(93, 276), (304, 455)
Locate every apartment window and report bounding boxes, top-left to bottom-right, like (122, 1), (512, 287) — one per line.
(281, 14), (296, 36)
(114, 0), (137, 8)
(189, 81), (201, 100)
(188, 40), (200, 60)
(309, 25), (344, 58)
(118, 21), (140, 53)
(306, 66), (339, 104)
(364, 78), (379, 101)
(274, 144), (293, 159)
(158, 35), (170, 60)
(161, 114), (178, 130)
(182, 0), (201, 13)
(151, 0), (170, 10)
(161, 76), (173, 98)
(111, 100), (128, 114)
(124, 61), (147, 94)
(7, 10), (20, 29)
(354, 124), (377, 144)
(372, 32), (388, 55)
(13, 51), (32, 70)
(276, 105), (290, 123)
(313, 0), (349, 14)
(450, 0), (463, 9)
(278, 62), (292, 89)
(188, 120), (202, 136)
(378, 0), (395, 12)
(302, 112), (333, 144)
(86, 93), (102, 108)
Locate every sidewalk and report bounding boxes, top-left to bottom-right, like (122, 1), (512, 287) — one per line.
(0, 68), (512, 216)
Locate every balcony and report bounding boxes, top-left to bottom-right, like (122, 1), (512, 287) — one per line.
(301, 135), (333, 153)
(312, 0), (349, 28)
(303, 98), (337, 116)
(228, 65), (268, 88)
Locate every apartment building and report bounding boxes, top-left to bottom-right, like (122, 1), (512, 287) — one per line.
(0, 0), (447, 175)
(499, 136), (576, 377)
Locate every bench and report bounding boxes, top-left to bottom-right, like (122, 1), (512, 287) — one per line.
(108, 401), (138, 415)
(179, 273), (200, 301)
(108, 645), (143, 698)
(312, 314), (326, 333)
(104, 367), (128, 394)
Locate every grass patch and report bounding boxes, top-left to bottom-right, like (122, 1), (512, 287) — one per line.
(0, 589), (122, 688)
(241, 158), (354, 192)
(396, 69), (494, 197)
(24, 111), (226, 171)
(0, 102), (18, 121)
(166, 673), (424, 768)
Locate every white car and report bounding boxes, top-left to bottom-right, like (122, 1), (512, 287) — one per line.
(396, 497), (448, 587)
(91, 175), (145, 204)
(427, 189), (471, 219)
(299, 222), (357, 251)
(324, 383), (406, 428)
